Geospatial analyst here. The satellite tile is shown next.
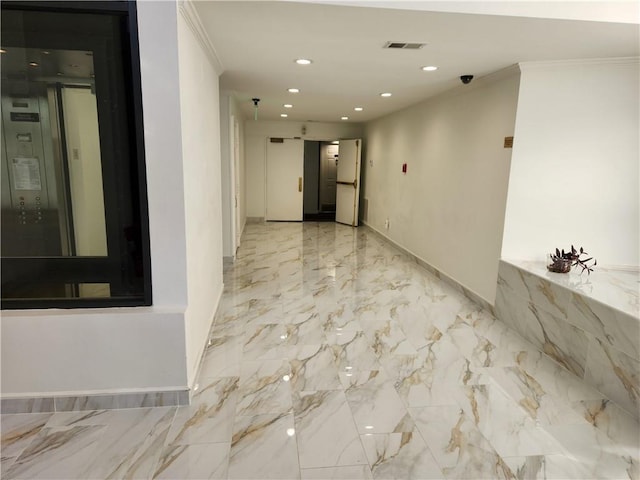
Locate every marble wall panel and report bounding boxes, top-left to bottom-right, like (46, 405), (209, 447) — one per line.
(498, 261), (572, 319)
(567, 294), (639, 361)
(584, 338), (640, 418)
(496, 260), (640, 419)
(494, 284), (589, 378)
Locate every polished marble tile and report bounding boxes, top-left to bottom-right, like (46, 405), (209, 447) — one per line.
(300, 465), (373, 479)
(294, 389), (368, 468)
(235, 360), (292, 415)
(198, 335), (244, 378)
(410, 405), (515, 479)
(2, 222), (637, 479)
(228, 413), (300, 479)
(360, 429), (444, 479)
(80, 407), (175, 479)
(1, 413), (53, 459)
(570, 398), (640, 458)
(289, 344), (342, 392)
(544, 423), (637, 479)
(153, 442), (229, 479)
(165, 377), (238, 446)
(3, 425), (106, 479)
(342, 370), (414, 434)
(455, 384), (565, 458)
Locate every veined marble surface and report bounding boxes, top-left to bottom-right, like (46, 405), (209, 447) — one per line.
(502, 258), (639, 319)
(2, 223), (637, 479)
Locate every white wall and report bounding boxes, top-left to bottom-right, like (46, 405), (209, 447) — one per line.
(220, 93), (247, 256)
(502, 59), (639, 268)
(176, 2), (225, 387)
(1, 0), (191, 397)
(1, 309), (187, 395)
(219, 95), (232, 255)
(245, 120), (364, 218)
(363, 68), (520, 303)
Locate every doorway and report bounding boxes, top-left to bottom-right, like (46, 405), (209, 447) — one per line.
(303, 140), (339, 221)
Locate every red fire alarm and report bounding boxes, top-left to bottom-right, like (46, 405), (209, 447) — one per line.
(402, 163), (407, 173)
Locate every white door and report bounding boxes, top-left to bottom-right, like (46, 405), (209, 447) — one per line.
(233, 120), (242, 248)
(229, 115), (238, 256)
(335, 139), (361, 226)
(266, 138), (304, 221)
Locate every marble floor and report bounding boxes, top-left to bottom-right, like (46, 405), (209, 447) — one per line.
(2, 222), (638, 479)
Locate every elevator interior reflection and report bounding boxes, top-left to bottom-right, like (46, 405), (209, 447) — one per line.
(1, 47), (109, 299)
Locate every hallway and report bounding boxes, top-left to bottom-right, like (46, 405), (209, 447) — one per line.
(2, 222), (637, 479)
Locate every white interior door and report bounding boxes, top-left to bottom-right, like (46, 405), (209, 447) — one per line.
(335, 139), (361, 226)
(233, 120), (242, 248)
(266, 138), (304, 221)
(229, 115), (237, 256)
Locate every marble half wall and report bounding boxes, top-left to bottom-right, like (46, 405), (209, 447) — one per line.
(494, 260), (639, 419)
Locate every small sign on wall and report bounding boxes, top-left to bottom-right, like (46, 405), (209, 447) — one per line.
(504, 136), (514, 148)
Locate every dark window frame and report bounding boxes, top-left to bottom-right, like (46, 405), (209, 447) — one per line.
(1, 1), (152, 309)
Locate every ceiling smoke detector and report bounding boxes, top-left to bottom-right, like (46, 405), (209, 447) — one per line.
(383, 41), (426, 50)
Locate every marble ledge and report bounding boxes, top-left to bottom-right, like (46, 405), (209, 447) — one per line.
(1, 389), (190, 414)
(502, 258), (639, 320)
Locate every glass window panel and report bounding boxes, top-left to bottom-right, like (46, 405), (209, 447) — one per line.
(1, 4), (150, 308)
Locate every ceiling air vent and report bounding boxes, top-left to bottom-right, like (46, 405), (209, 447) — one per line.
(383, 41), (426, 50)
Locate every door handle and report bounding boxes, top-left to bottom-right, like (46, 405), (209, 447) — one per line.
(337, 180), (358, 188)
(298, 177), (302, 192)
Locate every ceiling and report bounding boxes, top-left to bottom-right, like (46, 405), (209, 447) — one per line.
(194, 1), (639, 123)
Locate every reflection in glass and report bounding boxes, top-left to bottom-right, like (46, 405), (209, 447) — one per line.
(1, 47), (107, 260)
(1, 4), (149, 307)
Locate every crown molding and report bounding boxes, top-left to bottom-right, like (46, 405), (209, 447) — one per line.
(178, 0), (224, 74)
(519, 57), (639, 71)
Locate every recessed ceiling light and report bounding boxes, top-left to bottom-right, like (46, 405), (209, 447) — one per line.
(422, 66), (438, 71)
(287, 88), (299, 93)
(341, 116), (349, 120)
(380, 92), (392, 97)
(354, 107), (363, 112)
(56, 72), (63, 76)
(295, 58), (312, 65)
(280, 113), (288, 118)
(42, 50), (50, 55)
(28, 62), (39, 67)
(283, 104), (293, 108)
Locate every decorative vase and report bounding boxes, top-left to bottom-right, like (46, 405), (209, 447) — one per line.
(547, 257), (572, 273)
